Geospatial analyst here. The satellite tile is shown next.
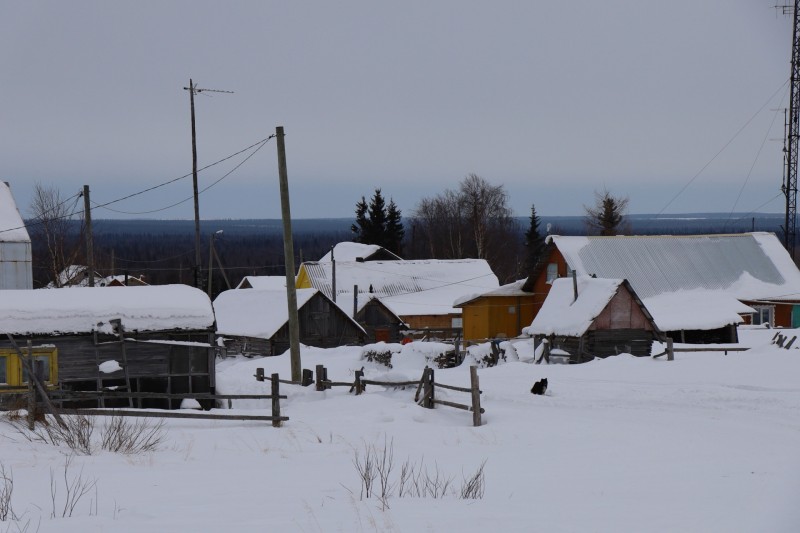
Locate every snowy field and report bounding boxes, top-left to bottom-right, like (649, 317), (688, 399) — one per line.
(1, 328), (798, 532)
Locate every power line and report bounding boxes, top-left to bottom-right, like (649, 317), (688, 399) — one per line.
(658, 78), (790, 215)
(0, 136), (274, 236)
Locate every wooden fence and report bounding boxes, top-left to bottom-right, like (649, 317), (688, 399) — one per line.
(296, 364), (484, 426)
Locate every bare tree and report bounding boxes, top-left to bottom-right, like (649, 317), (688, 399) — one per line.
(411, 174), (519, 282)
(29, 183), (84, 287)
(584, 189), (630, 236)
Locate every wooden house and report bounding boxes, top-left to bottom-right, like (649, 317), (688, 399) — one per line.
(517, 233), (800, 343)
(296, 258), (498, 330)
(235, 275), (285, 290)
(0, 182), (32, 290)
(454, 280), (539, 341)
(523, 277), (660, 362)
(214, 288), (366, 356)
(349, 296), (407, 343)
(0, 285), (216, 408)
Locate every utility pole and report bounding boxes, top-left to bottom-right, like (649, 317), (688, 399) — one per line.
(83, 185), (95, 287)
(183, 79), (233, 288)
(779, 2), (800, 257)
(276, 126), (302, 381)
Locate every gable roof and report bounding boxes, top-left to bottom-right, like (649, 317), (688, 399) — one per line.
(235, 276), (286, 290)
(0, 182), (30, 243)
(0, 285), (215, 335)
(214, 287), (365, 340)
(537, 233), (800, 301)
(453, 279), (529, 307)
(524, 278), (631, 337)
(299, 259), (499, 317)
(318, 242), (401, 262)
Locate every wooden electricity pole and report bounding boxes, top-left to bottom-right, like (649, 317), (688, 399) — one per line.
(183, 79), (233, 288)
(276, 126), (302, 381)
(83, 185), (95, 287)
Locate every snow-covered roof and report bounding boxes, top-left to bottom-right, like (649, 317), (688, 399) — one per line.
(0, 182), (30, 243)
(318, 242), (401, 262)
(643, 291), (752, 331)
(0, 285), (215, 335)
(235, 276), (286, 290)
(453, 279), (528, 307)
(524, 277), (626, 337)
(214, 287), (366, 339)
(300, 259), (499, 317)
(548, 233), (800, 301)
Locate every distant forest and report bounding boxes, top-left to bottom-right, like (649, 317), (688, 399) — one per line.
(28, 213), (785, 295)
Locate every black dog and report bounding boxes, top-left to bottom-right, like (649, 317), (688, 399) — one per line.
(530, 378), (548, 395)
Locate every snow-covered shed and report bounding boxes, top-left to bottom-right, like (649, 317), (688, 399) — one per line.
(523, 277), (659, 361)
(0, 182), (32, 290)
(214, 288), (366, 356)
(296, 259), (499, 329)
(347, 295), (407, 343)
(522, 233), (800, 342)
(0, 285), (216, 406)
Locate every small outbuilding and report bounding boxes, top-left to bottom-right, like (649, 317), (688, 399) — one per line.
(454, 280), (539, 341)
(214, 288), (366, 356)
(0, 182), (32, 290)
(523, 277), (660, 362)
(0, 285), (216, 407)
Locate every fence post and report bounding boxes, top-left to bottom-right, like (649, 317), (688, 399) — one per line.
(423, 367), (434, 409)
(354, 368), (364, 395)
(256, 368), (265, 381)
(271, 373), (281, 428)
(315, 364), (325, 391)
(470, 366), (481, 427)
(667, 337), (674, 361)
(26, 340), (35, 430)
(302, 368), (313, 386)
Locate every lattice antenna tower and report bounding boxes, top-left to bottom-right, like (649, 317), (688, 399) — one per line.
(777, 2), (800, 257)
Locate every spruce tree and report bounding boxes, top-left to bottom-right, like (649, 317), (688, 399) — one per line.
(366, 189), (387, 244)
(385, 199), (405, 255)
(351, 195), (370, 241)
(524, 204), (545, 272)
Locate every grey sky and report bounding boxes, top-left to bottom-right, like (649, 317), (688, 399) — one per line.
(0, 1), (793, 220)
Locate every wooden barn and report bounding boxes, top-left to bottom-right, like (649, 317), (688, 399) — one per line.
(0, 285), (216, 408)
(523, 277), (660, 362)
(454, 280), (539, 341)
(350, 296), (407, 343)
(214, 288), (366, 356)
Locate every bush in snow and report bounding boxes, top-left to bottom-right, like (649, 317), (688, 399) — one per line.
(352, 436), (487, 509)
(466, 340), (520, 368)
(4, 412), (166, 455)
(360, 342), (402, 369)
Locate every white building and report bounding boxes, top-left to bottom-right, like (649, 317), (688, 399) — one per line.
(0, 182), (32, 290)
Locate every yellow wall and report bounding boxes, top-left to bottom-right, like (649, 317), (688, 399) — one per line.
(461, 295), (538, 341)
(295, 265), (311, 289)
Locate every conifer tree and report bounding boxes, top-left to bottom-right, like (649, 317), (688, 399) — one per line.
(524, 204), (545, 272)
(385, 199), (405, 256)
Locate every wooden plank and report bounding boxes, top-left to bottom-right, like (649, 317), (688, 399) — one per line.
(56, 409), (288, 422)
(361, 379), (421, 387)
(434, 382), (475, 394)
(432, 398), (485, 414)
(51, 391), (287, 400)
(271, 373), (281, 428)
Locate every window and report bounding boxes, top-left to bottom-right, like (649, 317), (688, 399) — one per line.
(451, 317), (463, 329)
(0, 347), (58, 388)
(546, 263), (558, 284)
(22, 355), (53, 384)
(751, 306), (774, 327)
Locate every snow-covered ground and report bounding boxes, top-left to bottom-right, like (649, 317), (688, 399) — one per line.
(1, 328), (798, 532)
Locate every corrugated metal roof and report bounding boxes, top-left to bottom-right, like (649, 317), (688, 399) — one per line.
(551, 233), (800, 300)
(300, 259), (499, 316)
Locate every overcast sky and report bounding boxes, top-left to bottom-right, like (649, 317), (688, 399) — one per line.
(0, 1), (793, 220)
